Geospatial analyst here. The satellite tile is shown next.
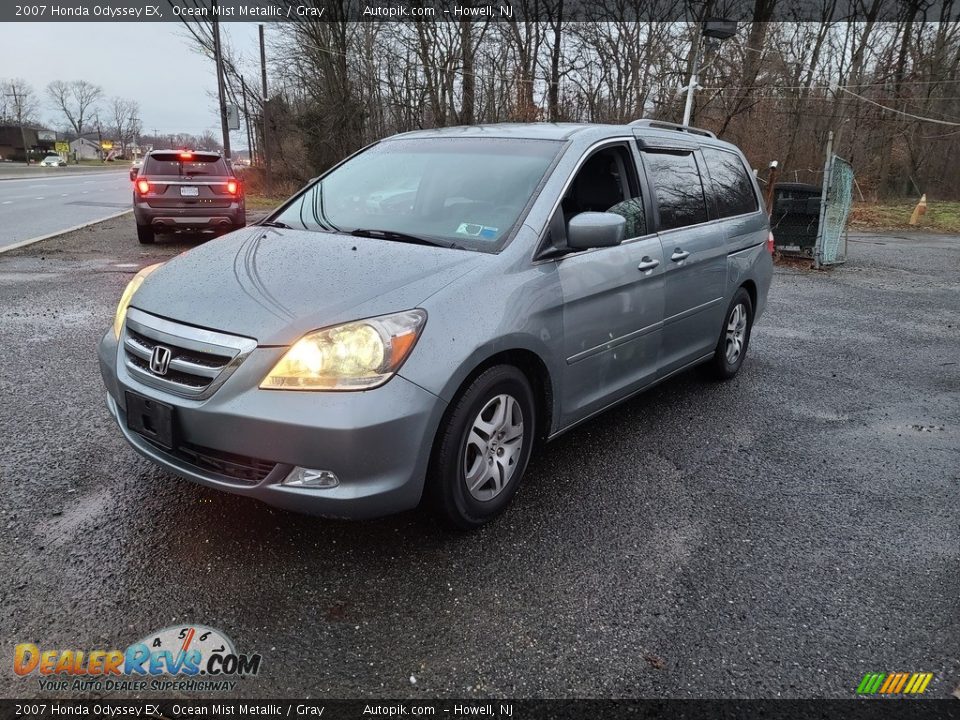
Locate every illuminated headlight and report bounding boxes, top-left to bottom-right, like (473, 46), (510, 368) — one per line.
(113, 263), (162, 338)
(261, 309), (426, 391)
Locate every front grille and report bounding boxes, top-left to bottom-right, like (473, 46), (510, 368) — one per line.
(123, 308), (257, 399)
(141, 436), (275, 484)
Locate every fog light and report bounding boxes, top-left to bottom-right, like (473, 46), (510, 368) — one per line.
(282, 467), (339, 489)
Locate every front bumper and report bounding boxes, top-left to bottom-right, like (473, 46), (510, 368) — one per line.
(99, 329), (445, 519)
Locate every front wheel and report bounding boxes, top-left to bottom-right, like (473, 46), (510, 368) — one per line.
(427, 365), (536, 530)
(707, 288), (754, 380)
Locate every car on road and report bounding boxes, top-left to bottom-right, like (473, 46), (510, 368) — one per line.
(40, 155), (66, 167)
(100, 121), (773, 528)
(132, 149), (245, 244)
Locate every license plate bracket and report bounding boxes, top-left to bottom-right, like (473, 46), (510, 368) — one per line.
(125, 391), (175, 450)
(180, 186), (199, 197)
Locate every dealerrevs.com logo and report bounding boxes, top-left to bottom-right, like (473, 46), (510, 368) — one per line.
(14, 625), (262, 693)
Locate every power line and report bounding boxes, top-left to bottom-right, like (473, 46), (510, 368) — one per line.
(839, 86), (960, 126)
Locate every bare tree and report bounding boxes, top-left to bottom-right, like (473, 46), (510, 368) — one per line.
(2, 78), (39, 165)
(47, 80), (103, 139)
(110, 97), (142, 157)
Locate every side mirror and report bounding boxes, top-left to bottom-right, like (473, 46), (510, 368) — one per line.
(567, 212), (626, 250)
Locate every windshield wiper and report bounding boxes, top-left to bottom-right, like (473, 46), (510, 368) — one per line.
(349, 228), (457, 249)
(260, 220), (293, 229)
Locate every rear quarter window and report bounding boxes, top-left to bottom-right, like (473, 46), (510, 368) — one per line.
(702, 147), (759, 218)
(643, 151), (709, 231)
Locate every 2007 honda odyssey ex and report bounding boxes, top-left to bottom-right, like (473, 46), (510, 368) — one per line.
(99, 121), (773, 529)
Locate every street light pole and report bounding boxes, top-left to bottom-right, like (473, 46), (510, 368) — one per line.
(682, 31), (701, 127)
(681, 20), (737, 128)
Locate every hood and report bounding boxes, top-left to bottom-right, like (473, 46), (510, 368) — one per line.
(131, 227), (485, 345)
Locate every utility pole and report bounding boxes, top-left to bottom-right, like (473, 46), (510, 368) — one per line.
(259, 24), (271, 193)
(94, 112), (104, 162)
(212, 3), (231, 158)
(241, 76), (255, 165)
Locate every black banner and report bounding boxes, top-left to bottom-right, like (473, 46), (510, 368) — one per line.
(2, 700), (960, 720)
(3, 0), (960, 23)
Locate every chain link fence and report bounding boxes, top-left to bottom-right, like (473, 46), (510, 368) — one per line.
(815, 155), (854, 266)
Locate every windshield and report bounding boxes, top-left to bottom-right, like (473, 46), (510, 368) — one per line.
(270, 137), (561, 252)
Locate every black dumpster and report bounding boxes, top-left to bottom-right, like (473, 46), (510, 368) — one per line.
(771, 182), (822, 256)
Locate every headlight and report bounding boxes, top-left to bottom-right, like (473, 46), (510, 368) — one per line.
(113, 263), (162, 338)
(261, 309), (427, 391)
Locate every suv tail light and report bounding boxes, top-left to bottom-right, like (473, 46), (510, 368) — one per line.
(136, 179), (150, 195)
(226, 179), (238, 195)
(766, 231), (775, 254)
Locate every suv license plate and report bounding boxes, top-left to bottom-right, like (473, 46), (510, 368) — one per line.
(180, 186), (199, 197)
(125, 391), (175, 449)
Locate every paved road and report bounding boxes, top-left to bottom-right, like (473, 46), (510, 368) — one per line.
(0, 169), (130, 250)
(0, 222), (957, 700)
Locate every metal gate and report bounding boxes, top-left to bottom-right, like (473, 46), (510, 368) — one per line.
(814, 154), (854, 267)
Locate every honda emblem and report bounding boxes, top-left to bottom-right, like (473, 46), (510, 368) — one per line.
(149, 345), (172, 376)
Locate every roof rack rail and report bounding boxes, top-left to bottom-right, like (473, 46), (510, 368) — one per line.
(628, 119), (716, 139)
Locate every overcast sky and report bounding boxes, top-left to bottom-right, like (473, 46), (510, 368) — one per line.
(0, 22), (265, 149)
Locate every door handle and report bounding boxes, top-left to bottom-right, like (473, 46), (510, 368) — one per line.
(637, 257), (660, 272)
(671, 249), (690, 262)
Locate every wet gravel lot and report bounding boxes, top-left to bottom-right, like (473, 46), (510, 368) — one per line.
(0, 218), (957, 699)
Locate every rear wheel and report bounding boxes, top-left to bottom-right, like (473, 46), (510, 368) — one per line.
(427, 365), (535, 530)
(707, 288), (753, 380)
(136, 224), (155, 244)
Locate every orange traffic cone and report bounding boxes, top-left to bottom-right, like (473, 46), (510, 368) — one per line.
(909, 194), (927, 225)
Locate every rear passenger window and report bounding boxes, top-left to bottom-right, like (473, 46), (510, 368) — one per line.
(643, 151), (708, 231)
(702, 147), (759, 218)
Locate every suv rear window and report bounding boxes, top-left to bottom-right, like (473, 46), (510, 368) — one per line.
(702, 147), (759, 218)
(143, 152), (229, 177)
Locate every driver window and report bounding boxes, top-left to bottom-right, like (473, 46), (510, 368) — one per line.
(562, 145), (646, 239)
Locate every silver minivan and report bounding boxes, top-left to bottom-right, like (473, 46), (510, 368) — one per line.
(99, 121), (773, 529)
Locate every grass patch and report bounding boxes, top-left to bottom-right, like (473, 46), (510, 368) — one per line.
(246, 194), (289, 211)
(851, 200), (960, 234)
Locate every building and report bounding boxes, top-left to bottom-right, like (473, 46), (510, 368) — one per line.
(0, 125), (40, 162)
(69, 137), (102, 160)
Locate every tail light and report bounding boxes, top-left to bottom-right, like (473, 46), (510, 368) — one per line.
(179, 151), (193, 160)
(766, 231), (775, 254)
(136, 179), (150, 194)
(226, 179), (238, 195)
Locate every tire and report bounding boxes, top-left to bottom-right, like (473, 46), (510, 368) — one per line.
(137, 224), (155, 244)
(707, 287), (754, 380)
(427, 365), (536, 530)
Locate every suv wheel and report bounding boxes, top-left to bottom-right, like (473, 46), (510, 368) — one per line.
(708, 288), (753, 380)
(427, 365), (535, 530)
(136, 224), (155, 244)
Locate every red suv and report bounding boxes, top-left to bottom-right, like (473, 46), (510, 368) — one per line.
(133, 150), (245, 244)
